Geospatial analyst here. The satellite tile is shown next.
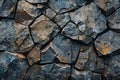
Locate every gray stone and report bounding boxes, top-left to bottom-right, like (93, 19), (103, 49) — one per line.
(107, 8), (120, 29)
(71, 69), (102, 80)
(3, 58), (28, 80)
(15, 0), (42, 26)
(62, 22), (92, 44)
(26, 0), (48, 3)
(45, 8), (56, 19)
(0, 51), (27, 80)
(0, 0), (17, 18)
(40, 34), (81, 63)
(94, 0), (120, 12)
(25, 63), (70, 80)
(27, 46), (40, 65)
(49, 0), (87, 13)
(104, 55), (120, 79)
(30, 15), (60, 46)
(54, 13), (70, 28)
(95, 30), (120, 55)
(70, 3), (107, 38)
(0, 19), (34, 53)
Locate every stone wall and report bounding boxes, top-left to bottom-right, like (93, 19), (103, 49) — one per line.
(0, 0), (120, 80)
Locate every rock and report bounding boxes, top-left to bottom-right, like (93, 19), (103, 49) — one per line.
(70, 3), (107, 38)
(54, 13), (70, 28)
(24, 64), (41, 80)
(0, 0), (17, 18)
(40, 34), (81, 63)
(62, 22), (92, 44)
(49, 0), (87, 13)
(3, 58), (29, 80)
(107, 8), (120, 29)
(15, 0), (42, 26)
(30, 15), (60, 46)
(26, 0), (48, 3)
(40, 43), (57, 63)
(104, 55), (120, 79)
(94, 0), (120, 13)
(27, 46), (40, 65)
(75, 47), (90, 70)
(0, 19), (34, 53)
(45, 8), (56, 19)
(95, 30), (120, 55)
(0, 51), (28, 80)
(25, 63), (70, 80)
(71, 69), (102, 80)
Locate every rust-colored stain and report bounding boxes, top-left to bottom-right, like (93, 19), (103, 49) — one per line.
(58, 57), (67, 63)
(97, 42), (110, 55)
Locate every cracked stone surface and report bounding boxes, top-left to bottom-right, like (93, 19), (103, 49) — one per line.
(95, 30), (120, 55)
(0, 19), (33, 53)
(0, 0), (17, 18)
(107, 8), (120, 29)
(0, 0), (120, 80)
(94, 0), (120, 14)
(30, 15), (60, 46)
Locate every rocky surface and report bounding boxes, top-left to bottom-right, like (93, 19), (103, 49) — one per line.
(0, 0), (120, 80)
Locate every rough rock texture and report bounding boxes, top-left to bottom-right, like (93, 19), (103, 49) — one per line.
(0, 19), (33, 52)
(0, 0), (120, 80)
(0, 0), (17, 18)
(95, 30), (120, 55)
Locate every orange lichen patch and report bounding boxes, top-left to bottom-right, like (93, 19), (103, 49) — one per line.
(58, 57), (67, 63)
(97, 42), (110, 55)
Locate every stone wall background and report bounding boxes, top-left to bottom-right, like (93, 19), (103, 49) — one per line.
(0, 0), (120, 80)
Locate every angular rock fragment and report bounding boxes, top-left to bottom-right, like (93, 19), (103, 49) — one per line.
(25, 63), (70, 80)
(104, 55), (120, 79)
(49, 0), (87, 13)
(0, 0), (17, 18)
(95, 30), (120, 55)
(54, 13), (70, 28)
(107, 8), (120, 29)
(45, 8), (56, 19)
(40, 35), (81, 63)
(0, 19), (34, 53)
(30, 15), (60, 46)
(71, 69), (102, 80)
(3, 58), (29, 80)
(26, 0), (48, 3)
(94, 0), (120, 13)
(15, 0), (42, 26)
(70, 3), (107, 38)
(27, 46), (40, 65)
(62, 22), (92, 44)
(0, 51), (28, 80)
(75, 48), (89, 70)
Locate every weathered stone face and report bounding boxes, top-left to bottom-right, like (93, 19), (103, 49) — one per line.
(0, 51), (28, 80)
(0, 0), (17, 18)
(70, 3), (107, 39)
(1, 0), (120, 80)
(107, 8), (120, 29)
(95, 30), (120, 55)
(15, 0), (42, 26)
(94, 0), (120, 12)
(0, 19), (33, 53)
(49, 0), (87, 13)
(24, 63), (70, 80)
(30, 15), (60, 46)
(40, 34), (81, 63)
(27, 45), (40, 65)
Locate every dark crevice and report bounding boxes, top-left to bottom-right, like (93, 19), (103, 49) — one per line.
(13, 0), (19, 19)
